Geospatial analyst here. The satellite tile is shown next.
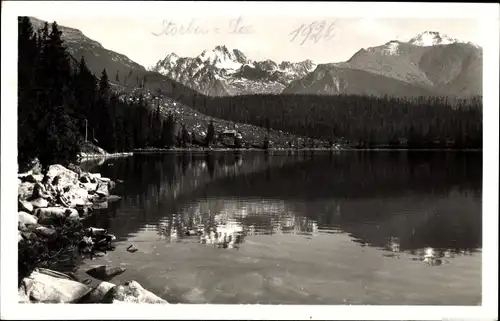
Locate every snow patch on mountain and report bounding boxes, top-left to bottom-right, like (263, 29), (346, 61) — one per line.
(151, 46), (317, 95)
(409, 31), (465, 47)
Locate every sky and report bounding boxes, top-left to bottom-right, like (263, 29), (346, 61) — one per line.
(17, 2), (484, 69)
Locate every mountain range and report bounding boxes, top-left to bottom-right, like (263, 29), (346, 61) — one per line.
(149, 46), (317, 96)
(28, 17), (482, 98)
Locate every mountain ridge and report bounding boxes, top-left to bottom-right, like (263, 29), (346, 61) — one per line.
(26, 17), (482, 99)
(150, 45), (317, 96)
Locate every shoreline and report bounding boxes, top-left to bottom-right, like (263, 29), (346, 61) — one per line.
(79, 152), (134, 159)
(17, 163), (167, 304)
(132, 147), (482, 153)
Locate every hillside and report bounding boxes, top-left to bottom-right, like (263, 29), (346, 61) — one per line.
(286, 31), (482, 96)
(282, 64), (438, 97)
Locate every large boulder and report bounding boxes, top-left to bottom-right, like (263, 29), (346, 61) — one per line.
(18, 182), (35, 200)
(101, 281), (167, 304)
(18, 211), (38, 226)
(64, 184), (91, 207)
(35, 207), (78, 225)
(86, 265), (127, 282)
(46, 164), (79, 186)
(34, 226), (57, 239)
(80, 281), (116, 303)
(95, 181), (110, 198)
(19, 199), (34, 213)
(108, 180), (116, 191)
(91, 200), (108, 210)
(30, 198), (49, 209)
(20, 269), (92, 303)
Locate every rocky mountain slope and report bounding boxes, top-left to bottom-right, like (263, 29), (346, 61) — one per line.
(150, 45), (317, 96)
(28, 17), (199, 103)
(285, 31), (482, 97)
(28, 17), (481, 100)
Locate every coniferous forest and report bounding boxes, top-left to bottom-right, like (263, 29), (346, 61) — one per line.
(189, 94), (482, 149)
(18, 17), (176, 171)
(18, 17), (483, 171)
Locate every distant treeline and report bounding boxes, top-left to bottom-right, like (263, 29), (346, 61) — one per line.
(187, 94), (482, 149)
(18, 17), (190, 170)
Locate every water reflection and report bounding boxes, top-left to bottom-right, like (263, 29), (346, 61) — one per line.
(85, 151), (482, 267)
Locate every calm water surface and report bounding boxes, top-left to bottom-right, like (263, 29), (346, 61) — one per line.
(79, 151), (482, 305)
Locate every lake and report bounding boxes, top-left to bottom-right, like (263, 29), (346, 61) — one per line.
(79, 150), (482, 305)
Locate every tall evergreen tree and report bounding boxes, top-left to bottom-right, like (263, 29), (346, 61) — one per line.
(206, 120), (215, 147)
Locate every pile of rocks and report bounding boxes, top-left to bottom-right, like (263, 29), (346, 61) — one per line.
(17, 163), (168, 304)
(18, 164), (121, 245)
(18, 266), (168, 304)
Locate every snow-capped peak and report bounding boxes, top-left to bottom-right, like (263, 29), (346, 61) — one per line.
(162, 52), (179, 63)
(408, 31), (462, 47)
(197, 45), (246, 70)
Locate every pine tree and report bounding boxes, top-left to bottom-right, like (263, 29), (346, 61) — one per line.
(181, 124), (190, 148)
(161, 113), (175, 148)
(18, 17), (40, 168)
(206, 120), (215, 147)
(34, 21), (80, 170)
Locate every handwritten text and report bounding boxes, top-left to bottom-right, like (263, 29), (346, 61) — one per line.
(289, 20), (337, 45)
(152, 16), (254, 36)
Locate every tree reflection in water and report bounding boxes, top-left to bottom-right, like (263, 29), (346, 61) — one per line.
(85, 151), (482, 267)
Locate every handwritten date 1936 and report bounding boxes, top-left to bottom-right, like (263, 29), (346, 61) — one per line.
(289, 20), (337, 45)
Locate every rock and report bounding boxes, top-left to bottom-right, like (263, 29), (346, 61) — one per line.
(85, 227), (107, 236)
(30, 198), (49, 209)
(67, 163), (83, 176)
(19, 199), (34, 213)
(91, 201), (108, 210)
(93, 252), (107, 258)
(46, 164), (79, 186)
(19, 173), (43, 183)
(80, 281), (116, 303)
(77, 206), (92, 217)
(99, 177), (111, 182)
(82, 182), (98, 192)
(90, 173), (102, 179)
(18, 221), (27, 231)
(107, 195), (122, 203)
(64, 184), (91, 207)
(18, 231), (23, 243)
(20, 269), (92, 303)
(37, 268), (75, 280)
(66, 211), (81, 223)
(18, 182), (35, 200)
(18, 211), (38, 226)
(21, 231), (37, 241)
(108, 180), (116, 191)
(34, 226), (57, 238)
(86, 265), (127, 282)
(36, 207), (78, 225)
(126, 245), (138, 253)
(80, 175), (90, 183)
(95, 181), (110, 198)
(101, 281), (167, 304)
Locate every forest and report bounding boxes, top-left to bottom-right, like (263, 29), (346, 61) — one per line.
(18, 17), (187, 171)
(188, 93), (482, 149)
(18, 16), (483, 171)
